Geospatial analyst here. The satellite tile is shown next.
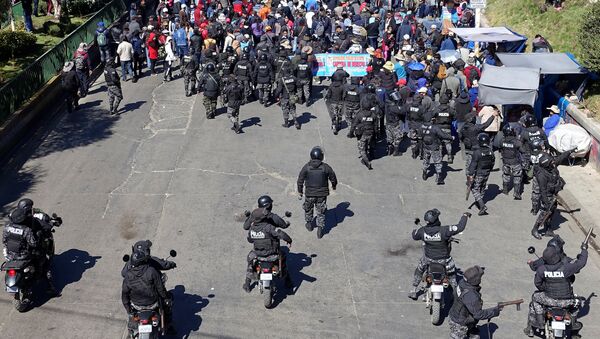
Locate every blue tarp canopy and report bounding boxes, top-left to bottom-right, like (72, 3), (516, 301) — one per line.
(449, 27), (527, 52)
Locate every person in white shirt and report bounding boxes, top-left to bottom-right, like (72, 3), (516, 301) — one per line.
(116, 36), (134, 81)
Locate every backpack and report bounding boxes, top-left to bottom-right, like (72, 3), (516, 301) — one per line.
(468, 67), (479, 84)
(75, 55), (86, 71)
(436, 63), (447, 80)
(314, 20), (325, 37)
(97, 31), (108, 47)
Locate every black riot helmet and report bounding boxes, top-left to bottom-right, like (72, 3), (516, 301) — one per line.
(259, 53), (268, 61)
(389, 91), (401, 103)
(424, 209), (440, 224)
(538, 152), (553, 168)
(366, 83), (376, 93)
(300, 52), (308, 60)
(243, 46), (250, 54)
(132, 240), (153, 257)
(350, 77), (360, 85)
(226, 46), (234, 54)
(477, 133), (490, 147)
(502, 124), (515, 137)
(9, 208), (27, 224)
(543, 246), (561, 265)
(130, 250), (149, 267)
(241, 53), (249, 60)
(17, 198), (34, 216)
(523, 114), (535, 127)
(547, 235), (565, 254)
(310, 146), (324, 160)
(206, 63), (216, 72)
(531, 138), (545, 151)
(257, 195), (273, 210)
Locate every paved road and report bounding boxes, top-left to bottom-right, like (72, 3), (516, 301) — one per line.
(1, 69), (599, 339)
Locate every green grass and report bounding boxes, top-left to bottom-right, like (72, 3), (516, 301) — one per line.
(486, 0), (598, 118)
(0, 15), (86, 85)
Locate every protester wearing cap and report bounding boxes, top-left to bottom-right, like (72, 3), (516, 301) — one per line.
(448, 265), (502, 338)
(543, 105), (565, 136)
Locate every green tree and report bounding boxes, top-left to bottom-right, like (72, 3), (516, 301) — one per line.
(579, 2), (600, 73)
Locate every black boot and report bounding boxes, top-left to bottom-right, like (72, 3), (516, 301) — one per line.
(393, 145), (401, 156)
(332, 123), (338, 135)
(242, 278), (251, 293)
(295, 119), (301, 130)
(531, 224), (542, 240)
(502, 183), (509, 195)
(477, 200), (488, 216)
(305, 221), (314, 232)
(447, 155), (454, 164)
(436, 174), (444, 185)
(422, 170), (427, 181)
(282, 120), (290, 128)
(514, 191), (522, 200)
(361, 158), (372, 170)
(317, 226), (324, 239)
(523, 326), (534, 338)
(387, 144), (394, 156)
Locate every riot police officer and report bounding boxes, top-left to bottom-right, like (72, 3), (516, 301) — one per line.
(460, 113), (495, 177)
(295, 52), (313, 105)
(253, 53), (275, 106)
(273, 66), (300, 129)
(197, 63), (221, 119)
(531, 150), (573, 239)
(520, 114), (549, 181)
(434, 94), (456, 164)
(353, 97), (378, 170)
(182, 55), (198, 97)
(385, 91), (405, 156)
(498, 124), (524, 200)
(467, 133), (495, 216)
(403, 94), (425, 159)
(421, 117), (454, 185)
(233, 53), (254, 103)
(408, 209), (470, 300)
(243, 196), (293, 292)
(104, 59), (123, 115)
(297, 147), (338, 239)
(274, 49), (292, 83)
(448, 266), (502, 338)
(343, 77), (362, 138)
(524, 244), (587, 337)
(219, 46), (238, 78)
(325, 74), (346, 135)
(223, 76), (244, 133)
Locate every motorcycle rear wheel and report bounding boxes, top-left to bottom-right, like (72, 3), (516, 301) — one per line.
(430, 300), (441, 325)
(263, 287), (273, 309)
(13, 290), (29, 313)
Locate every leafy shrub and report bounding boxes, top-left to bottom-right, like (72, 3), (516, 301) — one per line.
(579, 2), (600, 73)
(69, 0), (112, 17)
(0, 30), (37, 60)
(44, 21), (65, 37)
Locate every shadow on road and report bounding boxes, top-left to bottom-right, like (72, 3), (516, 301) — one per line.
(240, 117), (262, 129)
(297, 112), (317, 125)
(170, 285), (212, 339)
(52, 249), (101, 292)
(120, 100), (147, 114)
(323, 201), (354, 237)
(0, 164), (45, 213)
(271, 251), (316, 308)
(30, 107), (118, 159)
(484, 184), (502, 203)
(479, 322), (499, 339)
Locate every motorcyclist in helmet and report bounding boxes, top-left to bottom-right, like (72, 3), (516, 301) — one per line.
(3, 208), (38, 261)
(121, 242), (176, 335)
(121, 240), (176, 277)
(408, 209), (471, 299)
(243, 195), (293, 293)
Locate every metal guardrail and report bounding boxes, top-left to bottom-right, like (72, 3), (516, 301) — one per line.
(0, 0), (126, 125)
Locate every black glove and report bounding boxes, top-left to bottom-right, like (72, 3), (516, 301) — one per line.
(581, 242), (588, 251)
(168, 261), (177, 269)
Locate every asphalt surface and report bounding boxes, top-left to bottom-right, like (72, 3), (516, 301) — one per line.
(1, 67), (599, 339)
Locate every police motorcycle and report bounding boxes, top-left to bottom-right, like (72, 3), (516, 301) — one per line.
(244, 210), (292, 309)
(122, 249), (177, 339)
(1, 210), (62, 312)
(528, 246), (585, 339)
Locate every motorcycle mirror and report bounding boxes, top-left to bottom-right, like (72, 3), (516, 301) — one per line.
(169, 250), (177, 258)
(414, 218), (421, 225)
(123, 254), (130, 262)
(528, 246), (536, 254)
(244, 210), (251, 217)
(51, 213), (58, 219)
(285, 211), (292, 218)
